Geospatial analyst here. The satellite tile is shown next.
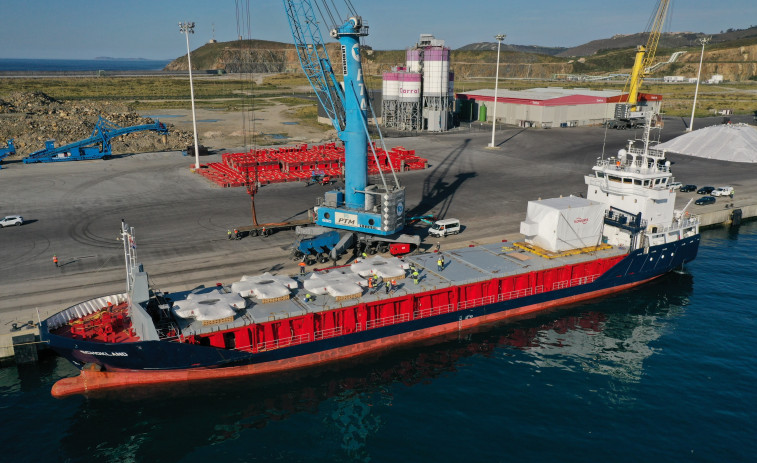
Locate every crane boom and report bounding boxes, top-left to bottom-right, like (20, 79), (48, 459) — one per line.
(281, 0), (406, 237)
(282, 0), (346, 133)
(625, 0), (671, 108)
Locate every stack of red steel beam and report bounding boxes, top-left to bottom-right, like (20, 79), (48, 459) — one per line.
(195, 143), (427, 188)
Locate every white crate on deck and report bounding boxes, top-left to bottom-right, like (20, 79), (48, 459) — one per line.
(520, 196), (604, 252)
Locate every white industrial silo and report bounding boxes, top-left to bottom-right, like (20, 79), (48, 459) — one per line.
(396, 72), (422, 130)
(406, 49), (421, 73)
(422, 48), (449, 98)
(381, 71), (400, 128)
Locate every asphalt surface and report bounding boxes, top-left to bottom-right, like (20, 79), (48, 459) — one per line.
(1, 114), (755, 324)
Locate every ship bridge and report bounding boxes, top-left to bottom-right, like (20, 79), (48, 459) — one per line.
(585, 121), (680, 246)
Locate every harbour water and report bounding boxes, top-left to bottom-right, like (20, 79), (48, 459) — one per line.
(0, 58), (171, 73)
(1, 222), (755, 462)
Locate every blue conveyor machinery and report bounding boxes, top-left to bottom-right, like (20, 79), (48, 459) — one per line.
(0, 139), (14, 169)
(23, 116), (168, 164)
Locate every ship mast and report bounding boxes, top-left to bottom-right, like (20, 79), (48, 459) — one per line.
(121, 220), (138, 292)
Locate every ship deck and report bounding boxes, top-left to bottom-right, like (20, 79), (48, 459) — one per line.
(169, 242), (629, 338)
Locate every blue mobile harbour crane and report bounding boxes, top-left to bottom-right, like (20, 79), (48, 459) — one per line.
(0, 139), (15, 169)
(283, 0), (419, 260)
(23, 116), (168, 164)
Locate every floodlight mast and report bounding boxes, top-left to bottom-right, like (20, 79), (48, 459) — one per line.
(179, 21), (201, 169)
(688, 36), (711, 132)
(489, 34), (506, 148)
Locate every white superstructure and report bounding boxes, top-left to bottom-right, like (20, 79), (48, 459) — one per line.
(585, 115), (699, 248)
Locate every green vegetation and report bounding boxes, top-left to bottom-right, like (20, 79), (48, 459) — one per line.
(0, 77), (252, 101)
(287, 104), (327, 130)
(272, 96), (314, 106)
(261, 73), (309, 88)
(2, 65), (754, 121)
(0, 76), (311, 112)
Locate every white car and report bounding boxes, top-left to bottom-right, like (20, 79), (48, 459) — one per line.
(711, 186), (734, 197)
(0, 215), (24, 227)
(670, 182), (683, 190)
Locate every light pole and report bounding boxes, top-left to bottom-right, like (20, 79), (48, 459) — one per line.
(179, 21), (201, 169)
(489, 34), (506, 148)
(688, 36), (710, 132)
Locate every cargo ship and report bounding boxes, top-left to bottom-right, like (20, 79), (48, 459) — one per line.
(41, 123), (700, 397)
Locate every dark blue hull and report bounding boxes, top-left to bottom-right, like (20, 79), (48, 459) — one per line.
(41, 234), (699, 374)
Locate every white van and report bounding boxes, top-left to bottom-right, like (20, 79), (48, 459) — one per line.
(429, 218), (461, 237)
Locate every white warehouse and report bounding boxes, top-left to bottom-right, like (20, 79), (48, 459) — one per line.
(457, 87), (663, 128)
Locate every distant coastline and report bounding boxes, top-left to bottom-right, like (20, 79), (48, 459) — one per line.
(94, 57), (154, 61)
(0, 58), (172, 72)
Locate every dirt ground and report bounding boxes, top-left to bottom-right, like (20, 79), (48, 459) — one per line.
(139, 100), (336, 154)
(0, 91), (335, 160)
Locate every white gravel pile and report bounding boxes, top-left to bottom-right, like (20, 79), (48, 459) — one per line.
(657, 123), (757, 163)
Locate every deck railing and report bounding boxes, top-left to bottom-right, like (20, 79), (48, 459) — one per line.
(314, 326), (343, 340)
(247, 274), (605, 352)
(257, 332), (310, 352)
(552, 274), (599, 290)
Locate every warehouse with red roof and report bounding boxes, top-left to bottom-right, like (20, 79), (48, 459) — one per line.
(456, 87), (662, 128)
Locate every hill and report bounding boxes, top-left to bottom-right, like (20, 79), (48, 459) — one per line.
(164, 39), (295, 73)
(457, 42), (566, 56)
(165, 27), (757, 82)
(166, 39), (572, 80)
(557, 26), (757, 57)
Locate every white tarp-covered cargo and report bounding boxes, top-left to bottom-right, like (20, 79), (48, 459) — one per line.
(172, 289), (245, 321)
(304, 268), (364, 297)
(231, 272), (297, 299)
(351, 255), (408, 279)
(520, 196), (605, 252)
(656, 124), (757, 163)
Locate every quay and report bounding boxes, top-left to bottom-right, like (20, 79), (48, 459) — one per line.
(2, 116), (756, 363)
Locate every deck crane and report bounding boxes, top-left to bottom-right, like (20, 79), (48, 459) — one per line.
(612, 0), (671, 128)
(282, 0), (413, 255)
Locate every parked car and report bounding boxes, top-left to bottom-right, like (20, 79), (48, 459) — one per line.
(695, 196), (716, 205)
(697, 186), (715, 195)
(711, 186), (734, 197)
(679, 184), (697, 192)
(0, 215), (23, 227)
(670, 182), (683, 190)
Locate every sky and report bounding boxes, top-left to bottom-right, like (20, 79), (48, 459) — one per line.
(1, 0), (755, 60)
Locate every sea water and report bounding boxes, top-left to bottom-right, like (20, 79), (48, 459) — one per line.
(1, 222), (755, 462)
(0, 58), (171, 73)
